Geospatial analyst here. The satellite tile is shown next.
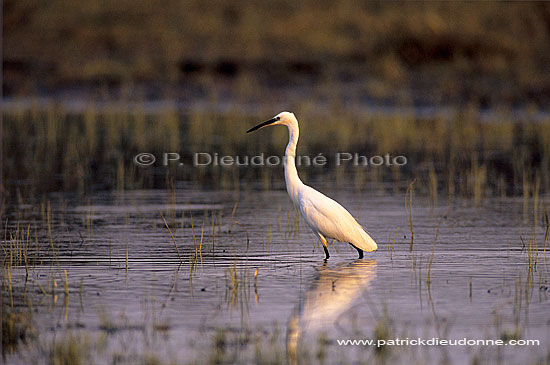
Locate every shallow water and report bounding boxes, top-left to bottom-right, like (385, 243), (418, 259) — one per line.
(3, 187), (550, 364)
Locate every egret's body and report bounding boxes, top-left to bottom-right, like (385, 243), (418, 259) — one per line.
(247, 112), (377, 259)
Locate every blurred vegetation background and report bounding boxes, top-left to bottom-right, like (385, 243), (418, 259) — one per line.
(4, 0), (550, 107)
(2, 1), (550, 199)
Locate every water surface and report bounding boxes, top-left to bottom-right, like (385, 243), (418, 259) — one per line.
(3, 187), (549, 364)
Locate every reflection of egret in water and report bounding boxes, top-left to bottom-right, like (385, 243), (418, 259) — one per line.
(287, 260), (377, 362)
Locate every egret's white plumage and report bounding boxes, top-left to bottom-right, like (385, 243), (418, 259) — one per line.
(247, 111), (377, 259)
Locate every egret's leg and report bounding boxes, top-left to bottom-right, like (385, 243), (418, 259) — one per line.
(318, 234), (330, 260)
(323, 245), (330, 260)
(350, 244), (363, 259)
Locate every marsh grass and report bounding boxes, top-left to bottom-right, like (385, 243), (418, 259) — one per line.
(373, 308), (393, 357)
(544, 212), (549, 255)
(428, 163), (438, 210)
(159, 210), (183, 264)
(470, 154), (487, 207)
(224, 261), (252, 315)
(389, 225), (400, 262)
(2, 105), (550, 203)
(1, 308), (36, 357)
(49, 332), (92, 365)
(405, 179), (415, 252)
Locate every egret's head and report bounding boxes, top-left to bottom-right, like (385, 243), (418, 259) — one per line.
(246, 111), (297, 133)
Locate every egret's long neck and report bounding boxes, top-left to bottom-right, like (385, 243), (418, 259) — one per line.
(284, 123), (303, 202)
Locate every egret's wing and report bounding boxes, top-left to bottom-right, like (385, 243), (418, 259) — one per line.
(298, 185), (378, 251)
(298, 185), (361, 241)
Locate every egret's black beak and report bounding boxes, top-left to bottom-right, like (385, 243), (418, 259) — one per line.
(246, 116), (280, 133)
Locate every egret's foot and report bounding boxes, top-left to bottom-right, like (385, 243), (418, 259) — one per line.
(323, 246), (330, 260)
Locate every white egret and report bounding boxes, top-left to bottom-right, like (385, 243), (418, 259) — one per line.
(246, 111), (378, 259)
